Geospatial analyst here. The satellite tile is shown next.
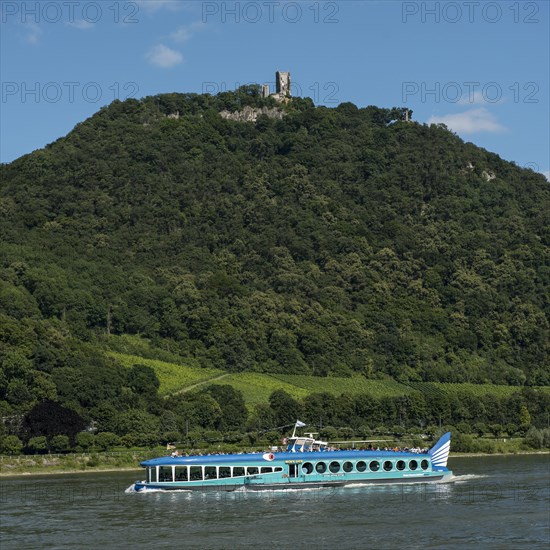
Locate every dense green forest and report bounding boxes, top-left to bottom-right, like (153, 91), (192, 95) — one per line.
(0, 85), (548, 450)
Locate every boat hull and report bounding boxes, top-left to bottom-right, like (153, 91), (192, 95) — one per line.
(133, 471), (451, 492)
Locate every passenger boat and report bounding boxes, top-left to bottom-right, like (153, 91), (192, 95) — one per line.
(132, 426), (452, 492)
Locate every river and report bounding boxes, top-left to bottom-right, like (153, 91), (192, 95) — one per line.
(1, 454), (548, 549)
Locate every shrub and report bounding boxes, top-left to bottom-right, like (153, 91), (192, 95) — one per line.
(0, 435), (23, 455)
(456, 422), (472, 435)
(524, 427), (543, 449)
(94, 432), (119, 451)
(76, 432), (95, 451)
(505, 423), (518, 437)
(27, 436), (48, 454)
(489, 424), (503, 438)
(473, 422), (487, 437)
(320, 427), (338, 440)
(50, 435), (70, 452)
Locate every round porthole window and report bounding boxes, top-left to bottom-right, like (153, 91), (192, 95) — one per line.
(396, 460), (405, 471)
(329, 461), (341, 473)
(302, 462), (313, 474)
(316, 462), (327, 473)
(421, 460), (429, 470)
(369, 461), (380, 472)
(383, 461), (393, 471)
(356, 461), (366, 472)
(409, 460), (418, 471)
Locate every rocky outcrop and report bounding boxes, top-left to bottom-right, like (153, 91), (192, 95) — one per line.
(219, 106), (286, 122)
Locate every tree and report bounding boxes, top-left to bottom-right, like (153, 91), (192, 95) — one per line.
(50, 435), (70, 452)
(94, 432), (119, 451)
(114, 410), (159, 438)
(76, 432), (95, 451)
(524, 427), (543, 449)
(518, 404), (531, 427)
(23, 400), (87, 443)
(489, 424), (503, 438)
(128, 364), (160, 397)
(0, 435), (23, 455)
(269, 390), (302, 428)
(204, 385), (247, 431)
(27, 436), (48, 454)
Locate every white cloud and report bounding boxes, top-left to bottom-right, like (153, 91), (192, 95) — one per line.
(169, 22), (205, 43)
(23, 22), (42, 44)
(146, 44), (183, 68)
(66, 19), (94, 30)
(543, 170), (550, 182)
(458, 91), (485, 105)
(428, 108), (507, 134)
(458, 90), (504, 105)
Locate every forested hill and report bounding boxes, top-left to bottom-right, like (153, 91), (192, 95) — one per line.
(1, 85), (549, 422)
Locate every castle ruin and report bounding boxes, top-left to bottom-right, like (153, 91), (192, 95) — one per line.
(262, 71), (291, 101)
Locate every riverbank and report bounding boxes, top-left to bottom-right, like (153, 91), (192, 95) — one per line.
(1, 448), (548, 477)
(0, 451), (152, 477)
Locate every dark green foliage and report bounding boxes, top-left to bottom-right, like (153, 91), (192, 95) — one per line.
(128, 364), (160, 397)
(0, 88), (548, 443)
(22, 400), (87, 443)
(203, 385), (248, 431)
(269, 390), (302, 427)
(295, 387), (550, 431)
(0, 435), (23, 455)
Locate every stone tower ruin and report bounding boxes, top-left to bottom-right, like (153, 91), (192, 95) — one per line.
(276, 71), (291, 98)
(261, 71), (291, 101)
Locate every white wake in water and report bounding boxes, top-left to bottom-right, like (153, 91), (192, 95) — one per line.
(444, 473), (487, 484)
(124, 484), (193, 494)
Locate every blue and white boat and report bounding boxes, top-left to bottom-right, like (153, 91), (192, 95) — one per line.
(132, 426), (452, 492)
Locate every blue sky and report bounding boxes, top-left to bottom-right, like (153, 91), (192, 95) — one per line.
(1, 0), (549, 179)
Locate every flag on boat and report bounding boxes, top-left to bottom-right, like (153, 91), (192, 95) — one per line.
(295, 420), (306, 427)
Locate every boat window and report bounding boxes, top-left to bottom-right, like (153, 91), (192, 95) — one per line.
(329, 461), (340, 473)
(159, 466), (173, 482)
(233, 467), (245, 477)
(175, 466), (188, 481)
(219, 467), (231, 479)
(302, 462), (314, 475)
(356, 461), (366, 472)
(205, 466), (217, 480)
(275, 467), (283, 472)
(421, 460), (429, 471)
(260, 467), (273, 474)
(190, 466), (203, 481)
(396, 460), (405, 471)
(149, 467), (157, 483)
(383, 461), (392, 471)
(316, 462), (327, 473)
(247, 467), (259, 475)
(343, 461), (353, 473)
(369, 461), (380, 472)
(409, 460), (418, 471)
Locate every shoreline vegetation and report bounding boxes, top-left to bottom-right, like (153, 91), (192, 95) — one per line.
(2, 444), (549, 478)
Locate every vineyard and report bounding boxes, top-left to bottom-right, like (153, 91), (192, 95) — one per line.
(110, 351), (549, 407)
(204, 373), (310, 409)
(401, 381), (550, 398)
(272, 375), (415, 398)
(108, 352), (225, 396)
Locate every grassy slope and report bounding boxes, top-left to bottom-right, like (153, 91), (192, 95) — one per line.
(108, 352), (224, 395)
(110, 350), (549, 407)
